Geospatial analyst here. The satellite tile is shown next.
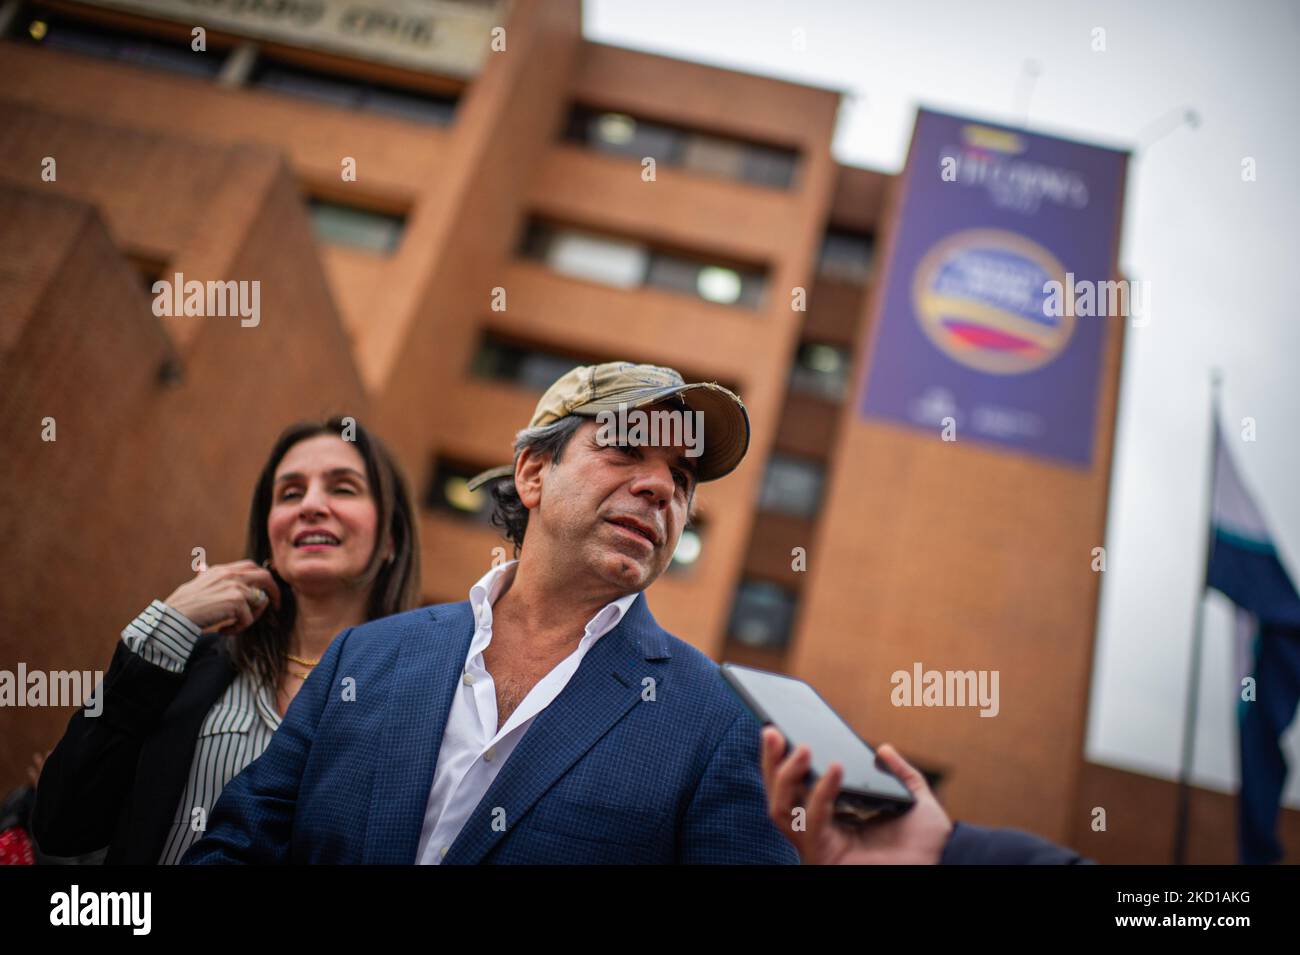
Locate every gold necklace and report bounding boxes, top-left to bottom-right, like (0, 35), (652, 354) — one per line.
(287, 653), (320, 667)
(286, 667), (313, 680)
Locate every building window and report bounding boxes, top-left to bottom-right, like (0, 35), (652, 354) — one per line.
(645, 255), (763, 308)
(728, 579), (797, 649)
(425, 459), (493, 523)
(470, 337), (585, 392)
(742, 143), (801, 189)
(520, 220), (766, 309)
(251, 59), (456, 125)
(817, 228), (875, 283)
(758, 453), (825, 518)
(565, 106), (798, 190)
(470, 333), (742, 402)
(534, 229), (648, 289)
(12, 11), (224, 78)
(307, 199), (405, 254)
(789, 342), (851, 401)
(572, 110), (682, 165)
(680, 134), (747, 180)
(668, 525), (704, 575)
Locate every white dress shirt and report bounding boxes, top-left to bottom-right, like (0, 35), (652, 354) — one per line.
(415, 560), (639, 864)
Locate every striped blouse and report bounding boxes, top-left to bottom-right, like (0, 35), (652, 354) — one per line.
(121, 600), (281, 865)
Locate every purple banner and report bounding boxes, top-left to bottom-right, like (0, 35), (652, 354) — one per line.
(858, 108), (1128, 467)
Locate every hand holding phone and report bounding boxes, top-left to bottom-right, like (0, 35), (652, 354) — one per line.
(761, 728), (953, 864)
(721, 663), (953, 864)
(721, 663), (914, 819)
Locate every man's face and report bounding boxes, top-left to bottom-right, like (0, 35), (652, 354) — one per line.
(520, 411), (697, 594)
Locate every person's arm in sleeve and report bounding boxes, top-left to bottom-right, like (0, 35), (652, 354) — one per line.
(122, 600), (204, 672)
(180, 626), (351, 865)
(940, 821), (1095, 865)
(678, 709), (800, 864)
(32, 602), (201, 857)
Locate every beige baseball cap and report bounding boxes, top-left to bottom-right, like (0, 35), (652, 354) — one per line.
(465, 361), (750, 491)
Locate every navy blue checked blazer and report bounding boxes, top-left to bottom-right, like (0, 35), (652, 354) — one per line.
(181, 594), (800, 864)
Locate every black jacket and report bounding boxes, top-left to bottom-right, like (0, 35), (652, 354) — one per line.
(32, 633), (238, 864)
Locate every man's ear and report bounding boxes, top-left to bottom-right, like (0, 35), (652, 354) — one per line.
(514, 445), (548, 510)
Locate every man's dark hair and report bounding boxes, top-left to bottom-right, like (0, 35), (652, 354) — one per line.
(486, 413), (697, 556)
(488, 415), (587, 556)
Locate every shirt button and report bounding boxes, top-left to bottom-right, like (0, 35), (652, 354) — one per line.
(462, 671), (474, 685)
(440, 846), (448, 859)
(484, 746), (496, 762)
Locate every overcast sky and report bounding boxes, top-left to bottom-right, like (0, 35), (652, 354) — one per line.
(587, 0), (1300, 806)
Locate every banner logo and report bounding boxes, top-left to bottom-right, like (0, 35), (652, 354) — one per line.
(911, 228), (1072, 375)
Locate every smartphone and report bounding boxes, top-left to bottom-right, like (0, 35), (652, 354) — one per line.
(721, 662), (916, 823)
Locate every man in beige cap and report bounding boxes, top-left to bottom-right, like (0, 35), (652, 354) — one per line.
(463, 361), (751, 591)
(186, 361), (800, 864)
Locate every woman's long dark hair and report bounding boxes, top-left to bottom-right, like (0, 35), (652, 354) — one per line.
(229, 416), (420, 689)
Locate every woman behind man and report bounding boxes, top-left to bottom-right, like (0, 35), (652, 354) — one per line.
(33, 417), (421, 864)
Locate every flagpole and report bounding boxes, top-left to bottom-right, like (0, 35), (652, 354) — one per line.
(1172, 369), (1222, 864)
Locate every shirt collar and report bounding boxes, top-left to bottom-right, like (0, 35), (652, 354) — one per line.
(253, 676), (282, 733)
(467, 560), (640, 645)
(585, 591), (639, 642)
(468, 560), (516, 634)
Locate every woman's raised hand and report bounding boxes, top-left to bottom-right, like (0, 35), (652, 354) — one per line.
(163, 559), (282, 635)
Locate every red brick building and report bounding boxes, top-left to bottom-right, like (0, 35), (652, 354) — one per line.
(0, 0), (1292, 862)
